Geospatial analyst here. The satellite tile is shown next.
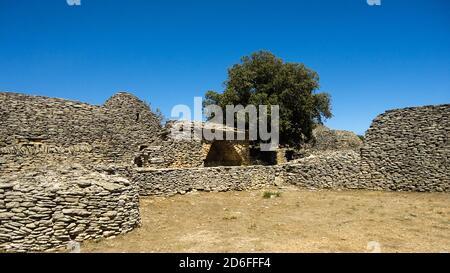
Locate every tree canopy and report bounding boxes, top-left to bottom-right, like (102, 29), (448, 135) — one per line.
(204, 51), (332, 147)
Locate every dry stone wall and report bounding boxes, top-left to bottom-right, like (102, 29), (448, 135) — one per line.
(134, 165), (279, 196)
(0, 92), (162, 174)
(0, 146), (104, 175)
(133, 151), (363, 196)
(360, 104), (450, 192)
(282, 151), (362, 189)
(0, 166), (140, 252)
(135, 140), (205, 169)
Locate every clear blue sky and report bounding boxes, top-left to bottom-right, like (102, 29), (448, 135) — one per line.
(0, 0), (449, 135)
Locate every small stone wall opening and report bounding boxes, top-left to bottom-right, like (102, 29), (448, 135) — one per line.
(249, 147), (277, 166)
(204, 141), (243, 167)
(134, 157), (144, 167)
(285, 150), (295, 161)
(139, 145), (148, 151)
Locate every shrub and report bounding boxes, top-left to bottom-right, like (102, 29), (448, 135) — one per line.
(263, 191), (282, 199)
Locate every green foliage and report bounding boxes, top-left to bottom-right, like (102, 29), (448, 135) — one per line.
(358, 135), (365, 142)
(263, 191), (282, 199)
(204, 50), (332, 147)
(223, 215), (238, 221)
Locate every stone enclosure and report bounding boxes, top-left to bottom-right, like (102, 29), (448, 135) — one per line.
(0, 165), (140, 252)
(0, 92), (161, 174)
(0, 91), (448, 252)
(360, 105), (449, 192)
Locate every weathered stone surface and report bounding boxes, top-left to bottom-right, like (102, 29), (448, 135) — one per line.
(76, 181), (92, 188)
(0, 183), (15, 190)
(360, 104), (449, 192)
(0, 92), (162, 174)
(103, 211), (118, 218)
(0, 167), (140, 253)
(309, 125), (363, 152)
(91, 181), (123, 192)
(134, 151), (362, 196)
(62, 209), (91, 217)
(0, 212), (15, 220)
(134, 165), (278, 196)
(281, 151), (362, 189)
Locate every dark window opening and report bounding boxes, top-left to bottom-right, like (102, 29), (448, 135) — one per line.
(285, 150), (295, 161)
(136, 113), (140, 122)
(134, 156), (143, 167)
(139, 145), (148, 151)
(249, 147), (277, 165)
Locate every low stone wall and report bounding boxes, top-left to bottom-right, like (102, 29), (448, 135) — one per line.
(136, 140), (205, 169)
(136, 148), (450, 197)
(133, 151), (364, 196)
(281, 151), (362, 189)
(133, 165), (279, 196)
(0, 166), (140, 252)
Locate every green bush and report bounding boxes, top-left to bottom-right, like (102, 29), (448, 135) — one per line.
(263, 191), (282, 199)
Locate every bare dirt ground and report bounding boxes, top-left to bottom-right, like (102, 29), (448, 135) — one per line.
(81, 187), (450, 253)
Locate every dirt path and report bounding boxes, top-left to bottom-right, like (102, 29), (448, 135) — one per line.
(80, 187), (450, 253)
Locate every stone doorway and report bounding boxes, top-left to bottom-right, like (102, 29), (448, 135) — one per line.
(204, 141), (243, 167)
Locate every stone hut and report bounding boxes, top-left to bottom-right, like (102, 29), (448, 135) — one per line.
(0, 91), (162, 174)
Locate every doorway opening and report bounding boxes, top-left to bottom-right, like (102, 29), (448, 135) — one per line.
(204, 141), (243, 167)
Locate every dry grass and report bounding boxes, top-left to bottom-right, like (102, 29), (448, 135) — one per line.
(80, 187), (450, 253)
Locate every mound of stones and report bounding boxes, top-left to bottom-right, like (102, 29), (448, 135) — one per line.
(309, 125), (363, 152)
